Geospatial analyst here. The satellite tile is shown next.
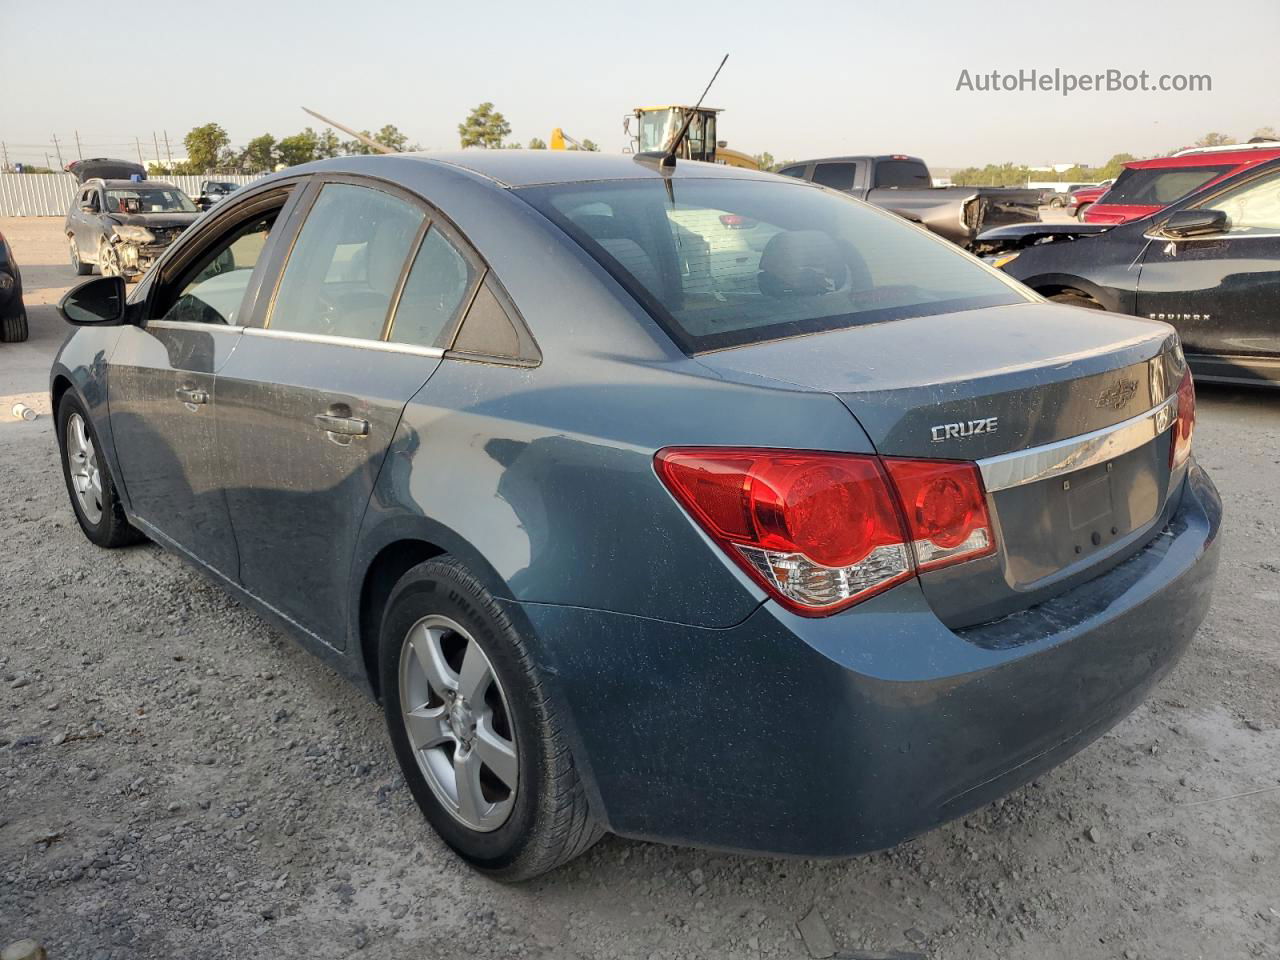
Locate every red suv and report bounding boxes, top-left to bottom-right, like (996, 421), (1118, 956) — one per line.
(1083, 145), (1280, 224)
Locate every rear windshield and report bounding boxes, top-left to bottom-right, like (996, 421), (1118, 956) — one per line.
(519, 177), (1026, 353)
(1103, 165), (1234, 206)
(873, 160), (931, 188)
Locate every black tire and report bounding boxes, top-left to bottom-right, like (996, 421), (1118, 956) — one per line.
(1076, 203), (1092, 221)
(379, 557), (602, 880)
(1, 308), (27, 343)
(69, 235), (92, 276)
(1049, 291), (1105, 310)
(56, 393), (144, 548)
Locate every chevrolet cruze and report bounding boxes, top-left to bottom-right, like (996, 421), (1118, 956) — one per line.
(51, 151), (1221, 879)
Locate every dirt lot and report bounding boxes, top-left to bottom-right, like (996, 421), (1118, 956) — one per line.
(2, 216), (1278, 960)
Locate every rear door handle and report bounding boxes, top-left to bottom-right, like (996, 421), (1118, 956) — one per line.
(313, 413), (369, 437)
(175, 387), (208, 405)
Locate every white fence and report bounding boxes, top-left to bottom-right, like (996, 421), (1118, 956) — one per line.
(0, 173), (267, 217)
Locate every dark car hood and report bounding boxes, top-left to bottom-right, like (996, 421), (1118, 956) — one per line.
(108, 212), (199, 229)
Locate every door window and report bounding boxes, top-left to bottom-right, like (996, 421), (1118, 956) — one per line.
(157, 213), (277, 326)
(811, 162), (858, 191)
(269, 183), (425, 341)
(387, 226), (477, 347)
(1203, 171), (1280, 234)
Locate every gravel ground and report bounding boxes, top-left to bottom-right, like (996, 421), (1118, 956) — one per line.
(2, 217), (1279, 960)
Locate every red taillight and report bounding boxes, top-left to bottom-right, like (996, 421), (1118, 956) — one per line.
(718, 214), (757, 229)
(1171, 369), (1195, 470)
(882, 459), (996, 571)
(655, 448), (995, 616)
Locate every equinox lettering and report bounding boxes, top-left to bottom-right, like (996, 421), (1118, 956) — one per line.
(930, 417), (999, 442)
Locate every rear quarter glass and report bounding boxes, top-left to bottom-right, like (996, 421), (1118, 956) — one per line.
(517, 178), (1029, 353)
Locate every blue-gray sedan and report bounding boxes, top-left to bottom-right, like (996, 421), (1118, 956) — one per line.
(50, 151), (1221, 879)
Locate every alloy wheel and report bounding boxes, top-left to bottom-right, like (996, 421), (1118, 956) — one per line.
(65, 413), (103, 525)
(98, 239), (119, 277)
(398, 615), (519, 832)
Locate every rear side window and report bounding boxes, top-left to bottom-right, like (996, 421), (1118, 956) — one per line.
(811, 162), (857, 191)
(269, 183), (424, 341)
(873, 160), (931, 188)
(388, 226), (477, 348)
(520, 178), (1026, 353)
(777, 166), (806, 179)
(1104, 165), (1233, 206)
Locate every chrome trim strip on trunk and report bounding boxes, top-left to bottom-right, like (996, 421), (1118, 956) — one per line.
(978, 394), (1178, 493)
(243, 327), (446, 358)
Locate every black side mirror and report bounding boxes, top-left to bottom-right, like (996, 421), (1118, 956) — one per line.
(1160, 208), (1229, 239)
(58, 276), (128, 326)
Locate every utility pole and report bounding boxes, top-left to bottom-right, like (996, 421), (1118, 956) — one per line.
(163, 130), (173, 170)
(45, 153), (52, 170)
(74, 130), (83, 160)
(51, 134), (65, 169)
(135, 137), (144, 165)
(152, 131), (162, 170)
(1, 142), (8, 172)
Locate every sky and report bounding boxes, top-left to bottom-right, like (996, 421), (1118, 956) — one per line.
(2, 0), (1277, 171)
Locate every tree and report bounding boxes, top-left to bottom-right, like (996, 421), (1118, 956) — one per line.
(242, 134), (277, 172)
(1195, 132), (1235, 147)
(276, 129), (320, 168)
(754, 151), (775, 171)
(315, 128), (342, 159)
(579, 138), (600, 152)
(184, 123), (230, 173)
(528, 137), (547, 150)
(342, 131), (378, 156)
(1251, 126), (1278, 142)
(458, 103), (511, 149)
(374, 124), (416, 152)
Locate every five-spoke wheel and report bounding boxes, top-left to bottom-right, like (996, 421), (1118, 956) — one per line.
(398, 614), (519, 832)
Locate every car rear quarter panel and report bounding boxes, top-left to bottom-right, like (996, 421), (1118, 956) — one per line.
(350, 161), (880, 629)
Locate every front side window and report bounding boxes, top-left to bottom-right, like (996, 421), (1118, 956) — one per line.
(269, 183), (425, 341)
(1202, 170), (1280, 234)
(387, 226), (477, 347)
(106, 187), (197, 214)
(158, 213), (277, 326)
(1104, 165), (1233, 206)
(521, 177), (1027, 352)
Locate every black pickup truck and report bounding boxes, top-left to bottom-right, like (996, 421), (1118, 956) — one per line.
(777, 155), (1042, 248)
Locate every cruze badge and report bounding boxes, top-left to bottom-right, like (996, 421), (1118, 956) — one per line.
(931, 417), (998, 442)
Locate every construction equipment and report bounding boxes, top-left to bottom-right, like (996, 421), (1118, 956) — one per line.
(624, 105), (758, 169)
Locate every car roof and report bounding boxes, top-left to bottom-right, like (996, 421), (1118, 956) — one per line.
(393, 150), (780, 188)
(1125, 148), (1280, 170)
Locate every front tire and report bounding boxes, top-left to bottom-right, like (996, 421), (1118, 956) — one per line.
(97, 237), (120, 278)
(379, 557), (601, 880)
(56, 393), (144, 548)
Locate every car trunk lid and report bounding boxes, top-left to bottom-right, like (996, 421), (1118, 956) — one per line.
(694, 301), (1184, 627)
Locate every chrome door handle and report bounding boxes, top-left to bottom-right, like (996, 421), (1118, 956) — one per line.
(175, 387), (208, 405)
(313, 413), (369, 437)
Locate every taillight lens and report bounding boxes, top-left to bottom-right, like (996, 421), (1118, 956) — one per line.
(655, 448), (995, 616)
(882, 459), (996, 571)
(718, 213), (757, 229)
(1170, 369), (1196, 470)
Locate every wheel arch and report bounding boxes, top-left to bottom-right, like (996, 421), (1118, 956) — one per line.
(1023, 273), (1116, 310)
(351, 517), (519, 701)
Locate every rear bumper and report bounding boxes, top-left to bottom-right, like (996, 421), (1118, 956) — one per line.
(511, 463), (1222, 856)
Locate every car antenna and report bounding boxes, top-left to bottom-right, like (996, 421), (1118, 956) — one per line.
(301, 107), (398, 155)
(634, 54), (729, 172)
